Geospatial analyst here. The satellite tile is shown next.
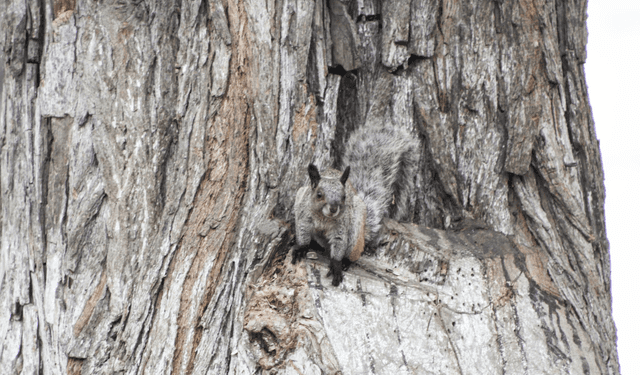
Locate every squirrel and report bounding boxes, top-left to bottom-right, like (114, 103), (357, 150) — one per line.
(292, 124), (419, 286)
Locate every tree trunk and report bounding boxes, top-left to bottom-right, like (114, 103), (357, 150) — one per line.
(0, 0), (618, 374)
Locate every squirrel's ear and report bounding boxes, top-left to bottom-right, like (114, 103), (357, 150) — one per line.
(308, 164), (321, 189)
(340, 166), (350, 185)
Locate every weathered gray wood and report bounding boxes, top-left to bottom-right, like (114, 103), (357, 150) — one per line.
(0, 0), (618, 374)
(327, 0), (360, 71)
(381, 0), (410, 69)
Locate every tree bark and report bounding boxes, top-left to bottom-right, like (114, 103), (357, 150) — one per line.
(0, 0), (618, 374)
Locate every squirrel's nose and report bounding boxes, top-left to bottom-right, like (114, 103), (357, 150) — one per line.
(329, 205), (338, 214)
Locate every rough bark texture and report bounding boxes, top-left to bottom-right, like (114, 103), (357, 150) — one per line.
(0, 0), (618, 374)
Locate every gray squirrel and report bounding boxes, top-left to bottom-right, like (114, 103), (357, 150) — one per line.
(292, 124), (419, 286)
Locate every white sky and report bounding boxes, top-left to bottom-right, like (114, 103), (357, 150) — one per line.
(584, 2), (640, 373)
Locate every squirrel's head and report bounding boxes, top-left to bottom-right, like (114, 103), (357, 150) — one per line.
(308, 164), (350, 218)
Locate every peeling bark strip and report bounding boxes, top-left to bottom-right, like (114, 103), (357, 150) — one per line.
(0, 0), (617, 374)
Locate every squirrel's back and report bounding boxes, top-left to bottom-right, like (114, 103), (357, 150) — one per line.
(341, 125), (419, 244)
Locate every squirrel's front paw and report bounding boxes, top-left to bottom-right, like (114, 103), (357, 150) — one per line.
(341, 258), (352, 271)
(291, 244), (308, 264)
(331, 272), (343, 286)
(328, 258), (343, 286)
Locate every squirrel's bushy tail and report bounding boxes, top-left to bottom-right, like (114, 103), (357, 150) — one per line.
(341, 125), (419, 244)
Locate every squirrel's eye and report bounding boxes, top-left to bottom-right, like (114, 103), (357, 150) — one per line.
(316, 192), (323, 199)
